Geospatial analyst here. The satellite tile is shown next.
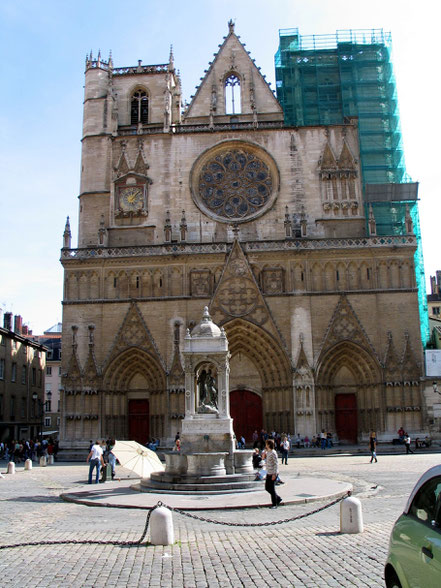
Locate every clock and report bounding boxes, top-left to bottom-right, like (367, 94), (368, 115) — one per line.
(119, 186), (144, 212)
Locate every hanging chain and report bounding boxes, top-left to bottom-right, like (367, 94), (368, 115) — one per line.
(0, 492), (350, 550)
(170, 492), (350, 527)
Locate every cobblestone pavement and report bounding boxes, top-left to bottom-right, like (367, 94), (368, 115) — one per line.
(1, 451), (440, 587)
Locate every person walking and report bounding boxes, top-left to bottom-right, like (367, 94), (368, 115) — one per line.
(87, 440), (104, 484)
(369, 431), (378, 463)
(404, 433), (414, 454)
(262, 439), (282, 508)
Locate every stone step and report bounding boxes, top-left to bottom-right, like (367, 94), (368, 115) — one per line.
(150, 471), (256, 485)
(139, 479), (262, 494)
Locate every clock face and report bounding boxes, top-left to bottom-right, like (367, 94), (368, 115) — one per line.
(119, 186), (144, 211)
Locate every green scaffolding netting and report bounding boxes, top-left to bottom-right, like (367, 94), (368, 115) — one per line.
(275, 28), (406, 186)
(364, 201), (429, 347)
(275, 28), (429, 347)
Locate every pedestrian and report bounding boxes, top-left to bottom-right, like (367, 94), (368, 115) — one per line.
(87, 440), (105, 484)
(107, 439), (117, 479)
(320, 429), (327, 450)
(280, 435), (290, 465)
(369, 431), (378, 463)
(262, 439), (283, 508)
(404, 433), (414, 454)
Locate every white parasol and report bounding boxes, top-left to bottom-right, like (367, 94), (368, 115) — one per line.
(112, 440), (164, 478)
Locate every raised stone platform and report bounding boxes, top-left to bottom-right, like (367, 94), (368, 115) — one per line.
(61, 476), (352, 510)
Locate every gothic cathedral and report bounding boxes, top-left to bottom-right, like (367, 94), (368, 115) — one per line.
(60, 22), (424, 452)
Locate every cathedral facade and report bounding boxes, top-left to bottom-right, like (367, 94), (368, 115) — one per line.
(60, 23), (424, 451)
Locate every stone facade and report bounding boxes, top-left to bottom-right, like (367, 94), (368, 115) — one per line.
(0, 312), (47, 442)
(60, 23), (425, 451)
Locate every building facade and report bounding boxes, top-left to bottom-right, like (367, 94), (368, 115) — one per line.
(35, 323), (62, 437)
(0, 312), (47, 442)
(60, 23), (426, 452)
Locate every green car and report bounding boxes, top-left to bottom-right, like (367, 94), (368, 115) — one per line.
(385, 465), (441, 587)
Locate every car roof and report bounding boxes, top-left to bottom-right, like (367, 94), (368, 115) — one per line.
(404, 464), (441, 514)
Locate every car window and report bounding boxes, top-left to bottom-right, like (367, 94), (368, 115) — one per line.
(409, 476), (441, 523)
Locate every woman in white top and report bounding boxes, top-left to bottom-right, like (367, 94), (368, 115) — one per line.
(262, 439), (282, 508)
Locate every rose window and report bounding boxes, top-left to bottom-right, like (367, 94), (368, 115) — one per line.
(191, 142), (278, 223)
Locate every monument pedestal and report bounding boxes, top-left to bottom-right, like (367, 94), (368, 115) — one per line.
(140, 307), (259, 495)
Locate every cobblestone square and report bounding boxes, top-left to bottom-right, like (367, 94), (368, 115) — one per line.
(1, 452), (440, 587)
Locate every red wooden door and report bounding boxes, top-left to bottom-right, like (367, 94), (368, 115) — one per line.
(128, 399), (150, 444)
(335, 393), (357, 443)
(230, 390), (262, 442)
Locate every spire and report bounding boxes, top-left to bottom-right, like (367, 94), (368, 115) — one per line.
(228, 19), (235, 35)
(63, 216), (72, 249)
(108, 50), (113, 70)
(180, 210), (187, 242)
(368, 204), (377, 236)
(168, 44), (174, 70)
(405, 203), (414, 234)
(98, 214), (107, 245)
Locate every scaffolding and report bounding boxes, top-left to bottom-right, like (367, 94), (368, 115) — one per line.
(275, 28), (406, 186)
(364, 184), (429, 347)
(275, 29), (429, 347)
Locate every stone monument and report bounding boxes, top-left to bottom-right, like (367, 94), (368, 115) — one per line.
(141, 307), (258, 493)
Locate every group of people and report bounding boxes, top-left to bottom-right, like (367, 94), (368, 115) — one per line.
(86, 439), (116, 484)
(0, 438), (58, 463)
(397, 427), (431, 454)
(249, 429), (335, 452)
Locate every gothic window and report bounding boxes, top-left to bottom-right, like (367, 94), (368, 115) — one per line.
(130, 90), (149, 125)
(192, 142), (278, 223)
(225, 74), (241, 115)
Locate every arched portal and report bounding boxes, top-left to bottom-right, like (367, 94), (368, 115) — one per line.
(102, 348), (166, 441)
(222, 318), (292, 434)
(316, 342), (382, 442)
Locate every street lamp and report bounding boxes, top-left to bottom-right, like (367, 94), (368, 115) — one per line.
(32, 391), (52, 438)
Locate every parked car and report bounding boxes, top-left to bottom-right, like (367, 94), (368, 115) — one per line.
(385, 464), (441, 587)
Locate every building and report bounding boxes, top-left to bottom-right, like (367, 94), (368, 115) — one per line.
(35, 323), (62, 438)
(60, 22), (427, 454)
(0, 312), (47, 442)
(428, 272), (441, 320)
(275, 28), (429, 348)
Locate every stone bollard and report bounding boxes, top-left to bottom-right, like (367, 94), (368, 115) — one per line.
(47, 455), (54, 465)
(24, 459), (33, 471)
(340, 495), (363, 534)
(39, 456), (47, 467)
(149, 506), (174, 545)
(7, 462), (16, 475)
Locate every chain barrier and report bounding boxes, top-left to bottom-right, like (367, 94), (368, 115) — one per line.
(170, 491), (350, 527)
(0, 503), (156, 551)
(0, 492), (350, 550)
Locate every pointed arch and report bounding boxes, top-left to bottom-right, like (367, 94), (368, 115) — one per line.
(103, 347), (166, 392)
(130, 87), (149, 125)
(223, 318), (291, 389)
(224, 71), (242, 114)
(317, 341), (381, 387)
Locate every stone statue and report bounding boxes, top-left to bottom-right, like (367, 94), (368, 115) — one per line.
(197, 368), (218, 413)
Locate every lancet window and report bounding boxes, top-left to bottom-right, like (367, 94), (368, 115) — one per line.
(130, 89), (149, 125)
(225, 74), (241, 114)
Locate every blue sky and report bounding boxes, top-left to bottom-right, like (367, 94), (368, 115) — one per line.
(0, 0), (438, 334)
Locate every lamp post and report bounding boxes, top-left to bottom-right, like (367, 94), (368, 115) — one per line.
(32, 391), (52, 438)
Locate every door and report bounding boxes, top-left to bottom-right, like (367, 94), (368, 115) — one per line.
(128, 399), (149, 444)
(335, 393), (357, 443)
(229, 390), (262, 442)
